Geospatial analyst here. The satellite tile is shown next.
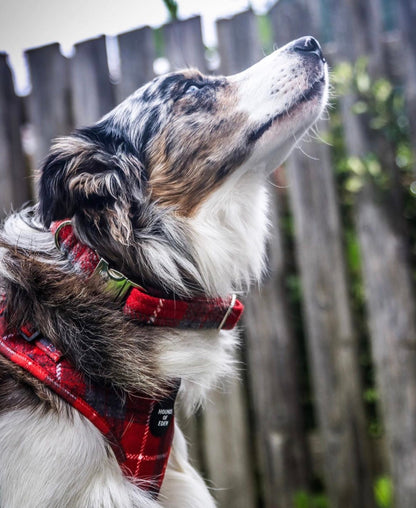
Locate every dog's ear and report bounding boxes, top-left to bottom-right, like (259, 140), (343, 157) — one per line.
(39, 131), (141, 245)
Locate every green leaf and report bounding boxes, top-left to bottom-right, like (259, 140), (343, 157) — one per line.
(373, 79), (393, 102)
(364, 388), (379, 403)
(345, 230), (362, 273)
(370, 117), (388, 130)
(294, 491), (309, 508)
(396, 143), (414, 169)
(366, 157), (381, 176)
(347, 156), (366, 175)
(374, 476), (393, 508)
(352, 101), (368, 115)
(369, 420), (384, 438)
(345, 176), (364, 193)
(332, 62), (353, 93)
(293, 491), (329, 508)
(356, 72), (371, 94)
(162, 0), (178, 21)
(257, 14), (273, 54)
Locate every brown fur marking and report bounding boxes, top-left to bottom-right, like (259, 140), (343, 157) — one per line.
(0, 241), (174, 398)
(148, 82), (251, 216)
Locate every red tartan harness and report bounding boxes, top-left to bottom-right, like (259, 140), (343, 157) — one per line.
(0, 221), (244, 497)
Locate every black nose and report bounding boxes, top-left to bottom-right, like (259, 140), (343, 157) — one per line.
(293, 36), (325, 62)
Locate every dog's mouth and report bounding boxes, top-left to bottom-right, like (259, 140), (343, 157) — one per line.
(248, 74), (326, 144)
(299, 74), (326, 104)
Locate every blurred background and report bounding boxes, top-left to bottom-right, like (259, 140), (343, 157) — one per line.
(1, 0), (415, 507)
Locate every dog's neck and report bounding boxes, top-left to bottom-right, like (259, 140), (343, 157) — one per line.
(1, 171), (269, 303)
(63, 169), (270, 300)
(2, 173), (269, 302)
(187, 171), (269, 297)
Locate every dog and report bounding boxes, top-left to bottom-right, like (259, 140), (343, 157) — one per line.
(0, 36), (328, 507)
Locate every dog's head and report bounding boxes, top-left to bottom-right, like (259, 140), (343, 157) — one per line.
(38, 36), (328, 292)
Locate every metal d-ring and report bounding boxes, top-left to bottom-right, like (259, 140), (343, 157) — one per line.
(218, 293), (237, 330)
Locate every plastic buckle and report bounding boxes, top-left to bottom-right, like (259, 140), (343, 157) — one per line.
(19, 325), (41, 343)
(93, 258), (147, 300)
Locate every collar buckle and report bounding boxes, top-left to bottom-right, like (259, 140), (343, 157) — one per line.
(94, 259), (147, 300)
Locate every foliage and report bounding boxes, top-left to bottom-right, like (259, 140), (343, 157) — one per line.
(256, 14), (274, 54)
(162, 0), (178, 21)
(293, 476), (393, 507)
(328, 56), (416, 449)
(293, 491), (329, 508)
(331, 57), (414, 194)
(374, 476), (393, 508)
(293, 476), (393, 508)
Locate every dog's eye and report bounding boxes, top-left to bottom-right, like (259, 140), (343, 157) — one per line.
(184, 83), (203, 95)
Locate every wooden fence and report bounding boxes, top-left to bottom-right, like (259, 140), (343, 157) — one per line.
(0, 0), (415, 506)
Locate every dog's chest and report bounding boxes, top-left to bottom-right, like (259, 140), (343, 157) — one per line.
(0, 313), (178, 497)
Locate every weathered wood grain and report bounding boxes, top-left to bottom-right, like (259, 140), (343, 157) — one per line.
(202, 380), (256, 508)
(268, 0), (321, 45)
(26, 43), (72, 168)
(271, 2), (376, 506)
(397, 0), (416, 172)
(329, 0), (416, 505)
(162, 16), (207, 73)
(117, 26), (155, 102)
(286, 133), (374, 508)
(0, 53), (30, 217)
(70, 35), (115, 127)
(216, 10), (262, 74)
(244, 185), (311, 507)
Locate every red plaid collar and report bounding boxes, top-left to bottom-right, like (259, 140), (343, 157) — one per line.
(51, 220), (244, 330)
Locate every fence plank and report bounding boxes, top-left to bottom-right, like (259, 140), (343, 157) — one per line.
(271, 3), (375, 506)
(329, 0), (416, 505)
(70, 35), (115, 127)
(162, 17), (207, 72)
(216, 10), (263, 74)
(117, 26), (155, 102)
(244, 185), (311, 507)
(329, 0), (385, 73)
(286, 132), (375, 508)
(26, 43), (72, 168)
(355, 190), (416, 508)
(202, 381), (256, 508)
(0, 53), (30, 217)
(397, 0), (416, 171)
(268, 0), (321, 45)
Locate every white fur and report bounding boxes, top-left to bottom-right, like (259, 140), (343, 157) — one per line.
(0, 408), (214, 508)
(159, 327), (239, 415)
(158, 425), (216, 508)
(188, 171), (270, 297)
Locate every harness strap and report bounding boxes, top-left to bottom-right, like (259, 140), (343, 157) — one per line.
(0, 311), (178, 497)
